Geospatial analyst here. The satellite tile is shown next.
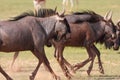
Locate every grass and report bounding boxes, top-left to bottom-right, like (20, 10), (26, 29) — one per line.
(0, 0), (120, 22)
(0, 47), (120, 80)
(0, 0), (120, 80)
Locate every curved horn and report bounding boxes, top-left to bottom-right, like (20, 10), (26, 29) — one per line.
(104, 10), (113, 20)
(54, 7), (57, 12)
(104, 11), (109, 19)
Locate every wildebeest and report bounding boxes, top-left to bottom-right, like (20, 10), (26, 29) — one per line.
(0, 11), (70, 80)
(51, 11), (117, 79)
(10, 8), (57, 68)
(10, 9), (117, 79)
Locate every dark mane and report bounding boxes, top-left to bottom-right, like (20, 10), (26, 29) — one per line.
(72, 11), (103, 23)
(73, 11), (97, 15)
(37, 8), (57, 17)
(9, 8), (57, 21)
(9, 10), (34, 21)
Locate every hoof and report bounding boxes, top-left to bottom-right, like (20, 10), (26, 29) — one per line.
(99, 66), (104, 74)
(65, 72), (73, 80)
(29, 74), (34, 80)
(99, 69), (104, 74)
(53, 76), (61, 80)
(87, 70), (91, 76)
(7, 77), (13, 80)
(66, 73), (73, 80)
(67, 76), (72, 80)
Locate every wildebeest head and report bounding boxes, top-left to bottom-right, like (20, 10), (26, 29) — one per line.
(54, 12), (71, 41)
(112, 20), (120, 50)
(102, 11), (116, 44)
(103, 11), (116, 39)
(103, 13), (120, 50)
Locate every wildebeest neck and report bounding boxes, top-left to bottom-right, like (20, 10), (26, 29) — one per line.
(37, 17), (57, 39)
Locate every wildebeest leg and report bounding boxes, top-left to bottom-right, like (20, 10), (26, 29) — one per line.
(31, 48), (59, 80)
(54, 46), (72, 80)
(73, 46), (96, 75)
(63, 58), (74, 71)
(42, 54), (60, 80)
(38, 47), (60, 80)
(87, 45), (96, 75)
(30, 49), (43, 80)
(92, 45), (104, 74)
(0, 66), (13, 80)
(54, 46), (73, 70)
(59, 55), (75, 73)
(11, 51), (19, 68)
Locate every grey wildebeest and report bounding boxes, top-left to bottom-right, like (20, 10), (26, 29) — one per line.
(10, 9), (117, 79)
(0, 12), (71, 80)
(10, 8), (57, 68)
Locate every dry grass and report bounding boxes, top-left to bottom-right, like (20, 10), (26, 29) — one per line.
(0, 47), (120, 80)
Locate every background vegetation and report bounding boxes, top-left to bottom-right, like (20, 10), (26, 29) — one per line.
(0, 0), (120, 80)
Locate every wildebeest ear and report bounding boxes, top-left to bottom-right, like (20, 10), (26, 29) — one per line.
(59, 9), (65, 17)
(104, 10), (112, 21)
(55, 15), (65, 21)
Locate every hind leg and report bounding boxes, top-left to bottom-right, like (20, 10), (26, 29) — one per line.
(11, 52), (19, 68)
(73, 46), (96, 75)
(74, 45), (104, 75)
(0, 66), (13, 80)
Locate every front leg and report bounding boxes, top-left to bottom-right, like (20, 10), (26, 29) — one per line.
(0, 66), (13, 80)
(92, 45), (104, 74)
(86, 46), (96, 75)
(30, 49), (43, 80)
(54, 47), (72, 80)
(42, 51), (60, 80)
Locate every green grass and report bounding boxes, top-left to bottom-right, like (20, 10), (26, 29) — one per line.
(0, 0), (120, 80)
(0, 0), (120, 22)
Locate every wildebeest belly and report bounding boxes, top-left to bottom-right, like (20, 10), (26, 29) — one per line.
(63, 23), (93, 47)
(65, 37), (85, 47)
(0, 26), (34, 52)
